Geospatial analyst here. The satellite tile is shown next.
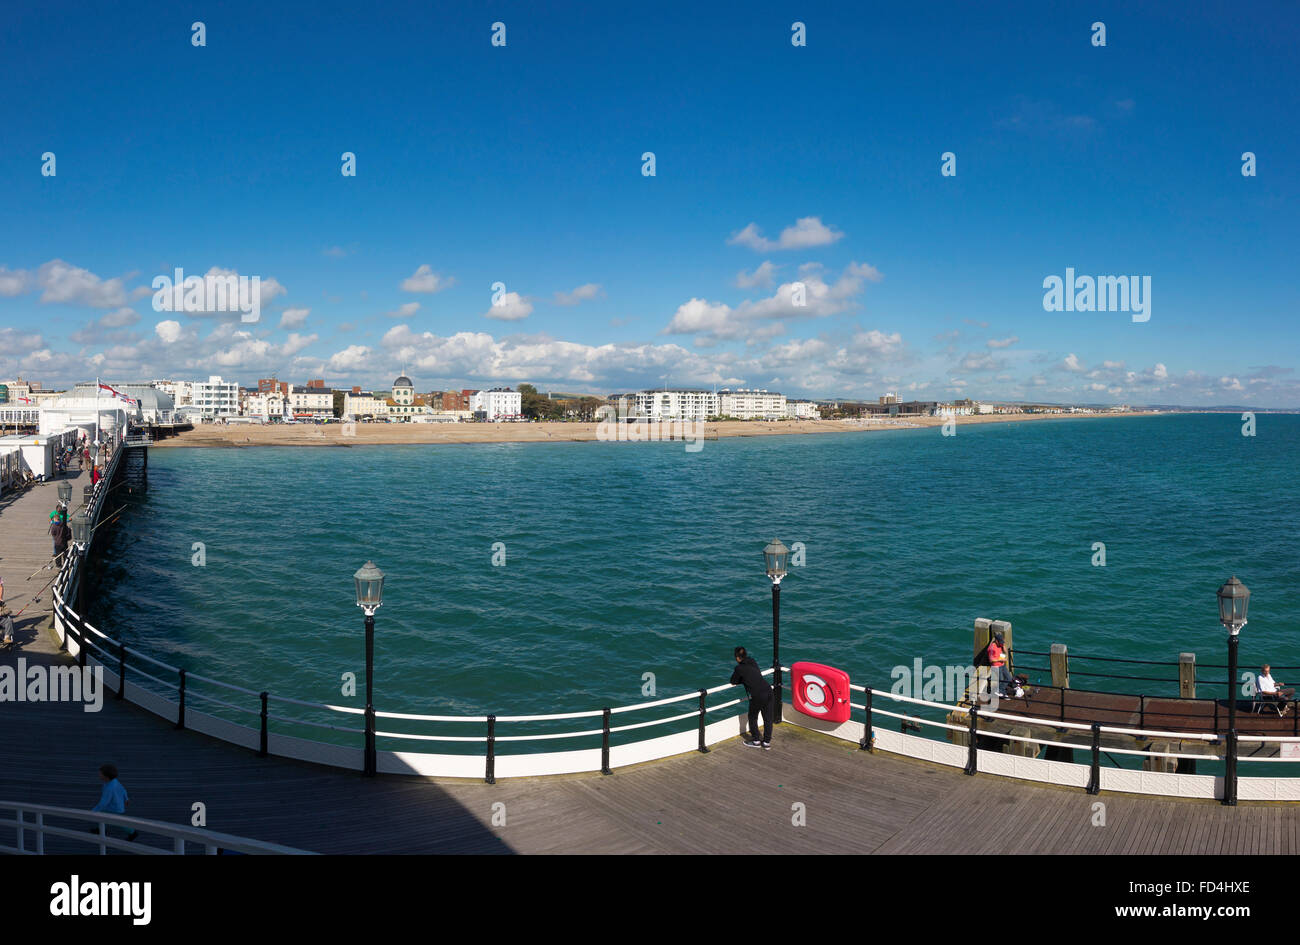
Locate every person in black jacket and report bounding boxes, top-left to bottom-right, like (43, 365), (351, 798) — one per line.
(731, 646), (773, 749)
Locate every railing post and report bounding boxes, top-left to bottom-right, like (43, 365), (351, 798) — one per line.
(1086, 722), (1102, 795)
(1050, 643), (1069, 688)
(485, 715), (496, 784)
(15, 809), (24, 854)
(117, 644), (126, 699)
(175, 669), (187, 730)
(860, 686), (874, 751)
(1059, 686), (1065, 722)
(1224, 728), (1238, 806)
(601, 707), (612, 775)
(77, 615), (87, 670)
(35, 812), (44, 855)
(1178, 652), (1197, 699)
(697, 689), (709, 753)
(1139, 694), (1145, 730)
(258, 691), (269, 757)
(964, 706), (979, 775)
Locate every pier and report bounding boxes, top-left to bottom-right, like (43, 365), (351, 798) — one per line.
(5, 441), (1300, 854)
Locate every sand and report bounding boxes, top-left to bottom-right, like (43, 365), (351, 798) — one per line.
(151, 410), (1154, 448)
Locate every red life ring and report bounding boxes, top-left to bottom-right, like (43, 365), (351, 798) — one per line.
(792, 661), (851, 723)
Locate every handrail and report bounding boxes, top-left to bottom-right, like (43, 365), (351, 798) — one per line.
(0, 800), (314, 855)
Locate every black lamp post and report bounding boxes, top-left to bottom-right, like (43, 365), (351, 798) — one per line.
(1217, 575), (1250, 806)
(763, 539), (791, 725)
(57, 480), (72, 514)
(354, 561), (385, 777)
(69, 509), (90, 617)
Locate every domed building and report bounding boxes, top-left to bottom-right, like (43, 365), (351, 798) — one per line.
(385, 374), (431, 422)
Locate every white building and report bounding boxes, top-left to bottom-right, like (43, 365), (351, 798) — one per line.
(718, 388), (787, 420)
(343, 390), (387, 420)
(191, 376), (240, 420)
(153, 379), (194, 407)
(243, 389), (290, 422)
(470, 388), (522, 421)
(289, 385), (335, 420)
(786, 399), (819, 420)
(633, 389), (719, 422)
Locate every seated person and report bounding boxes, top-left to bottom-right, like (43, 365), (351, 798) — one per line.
(1258, 664), (1294, 705)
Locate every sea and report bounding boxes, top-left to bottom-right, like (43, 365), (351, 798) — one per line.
(88, 413), (1300, 726)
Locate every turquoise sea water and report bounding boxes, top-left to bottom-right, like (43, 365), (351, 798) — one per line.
(89, 414), (1300, 722)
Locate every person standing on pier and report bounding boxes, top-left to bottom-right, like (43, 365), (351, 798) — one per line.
(731, 646), (774, 750)
(1, 605), (13, 647)
(90, 764), (138, 842)
(987, 631), (1012, 696)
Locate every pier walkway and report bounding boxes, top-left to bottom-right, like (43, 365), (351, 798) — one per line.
(6, 474), (1300, 854)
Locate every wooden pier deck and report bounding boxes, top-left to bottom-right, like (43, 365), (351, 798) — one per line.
(6, 471), (1300, 854)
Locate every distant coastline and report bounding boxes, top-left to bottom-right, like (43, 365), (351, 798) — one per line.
(152, 409), (1161, 448)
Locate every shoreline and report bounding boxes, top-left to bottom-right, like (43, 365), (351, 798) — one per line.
(152, 410), (1162, 448)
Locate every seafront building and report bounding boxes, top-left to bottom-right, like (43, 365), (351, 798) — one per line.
(470, 388), (523, 421)
(786, 399), (819, 420)
(190, 376), (240, 420)
(633, 389), (719, 422)
(717, 388), (787, 420)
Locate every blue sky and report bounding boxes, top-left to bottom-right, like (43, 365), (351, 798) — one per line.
(1, 0), (1297, 405)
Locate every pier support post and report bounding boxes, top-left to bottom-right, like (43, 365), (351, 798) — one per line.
(696, 689), (709, 753)
(1050, 644), (1069, 689)
(1086, 722), (1101, 795)
(1179, 652), (1196, 699)
(485, 715), (496, 784)
(964, 707), (979, 775)
(601, 707), (613, 775)
(860, 687), (874, 751)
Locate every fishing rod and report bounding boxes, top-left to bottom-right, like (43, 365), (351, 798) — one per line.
(25, 548), (70, 580)
(15, 570), (61, 616)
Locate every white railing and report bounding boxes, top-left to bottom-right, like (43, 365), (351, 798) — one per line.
(0, 801), (313, 855)
(774, 675), (1300, 802)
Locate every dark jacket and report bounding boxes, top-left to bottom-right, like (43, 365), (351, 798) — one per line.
(730, 656), (772, 702)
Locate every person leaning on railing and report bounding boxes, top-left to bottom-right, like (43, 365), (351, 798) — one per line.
(731, 646), (774, 750)
(1258, 664), (1294, 714)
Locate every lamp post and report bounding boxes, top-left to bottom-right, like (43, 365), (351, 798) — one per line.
(763, 539), (791, 725)
(69, 509), (90, 619)
(1217, 575), (1250, 806)
(57, 480), (72, 517)
(354, 561), (385, 777)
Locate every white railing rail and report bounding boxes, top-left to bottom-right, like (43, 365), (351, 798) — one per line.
(0, 801), (314, 855)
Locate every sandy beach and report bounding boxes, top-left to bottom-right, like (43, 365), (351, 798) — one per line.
(152, 410), (1155, 447)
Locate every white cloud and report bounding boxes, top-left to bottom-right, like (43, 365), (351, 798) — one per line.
(986, 336), (1019, 349)
(280, 307), (310, 329)
(1063, 353), (1085, 373)
(727, 216), (844, 252)
(155, 320), (183, 344)
(1153, 363), (1168, 379)
(735, 261), (778, 289)
(664, 261), (882, 344)
(36, 259), (136, 308)
(553, 283), (603, 305)
(401, 264), (452, 294)
(484, 292), (533, 321)
(0, 266), (31, 296)
(328, 345), (371, 371)
(386, 301), (420, 319)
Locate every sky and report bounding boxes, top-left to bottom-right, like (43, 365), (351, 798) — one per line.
(1, 0), (1297, 405)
